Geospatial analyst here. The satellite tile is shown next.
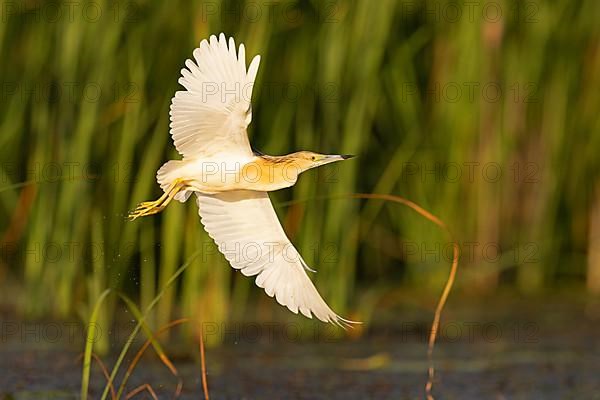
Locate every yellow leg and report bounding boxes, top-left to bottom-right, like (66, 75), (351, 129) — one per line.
(128, 179), (186, 220)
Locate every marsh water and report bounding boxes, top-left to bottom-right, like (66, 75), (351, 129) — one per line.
(1, 296), (599, 400)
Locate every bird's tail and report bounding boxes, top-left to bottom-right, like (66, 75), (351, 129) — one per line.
(157, 160), (192, 203)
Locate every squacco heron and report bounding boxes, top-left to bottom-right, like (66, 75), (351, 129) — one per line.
(129, 33), (355, 326)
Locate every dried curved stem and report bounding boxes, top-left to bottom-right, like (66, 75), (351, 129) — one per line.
(199, 324), (210, 400)
(119, 318), (189, 399)
(125, 383), (158, 400)
(76, 352), (116, 400)
(347, 193), (459, 400)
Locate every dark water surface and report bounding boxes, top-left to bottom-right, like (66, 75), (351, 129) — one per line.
(1, 297), (599, 399)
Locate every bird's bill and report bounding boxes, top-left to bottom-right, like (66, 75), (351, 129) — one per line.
(318, 154), (356, 165)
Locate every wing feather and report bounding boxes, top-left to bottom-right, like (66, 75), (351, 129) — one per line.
(196, 191), (351, 325)
(170, 33), (260, 159)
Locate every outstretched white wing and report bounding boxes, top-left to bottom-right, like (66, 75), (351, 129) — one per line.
(196, 190), (350, 325)
(170, 33), (260, 159)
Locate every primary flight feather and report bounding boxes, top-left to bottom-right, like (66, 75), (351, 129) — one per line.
(130, 33), (355, 326)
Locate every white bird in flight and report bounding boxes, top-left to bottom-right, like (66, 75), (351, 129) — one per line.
(130, 33), (355, 326)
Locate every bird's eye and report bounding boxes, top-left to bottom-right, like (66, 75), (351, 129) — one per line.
(311, 156), (316, 161)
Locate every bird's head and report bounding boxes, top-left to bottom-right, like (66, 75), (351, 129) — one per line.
(289, 151), (355, 173)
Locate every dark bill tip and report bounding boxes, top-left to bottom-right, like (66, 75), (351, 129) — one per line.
(341, 154), (356, 159)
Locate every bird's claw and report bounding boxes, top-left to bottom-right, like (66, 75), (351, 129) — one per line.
(128, 202), (163, 220)
(128, 179), (186, 221)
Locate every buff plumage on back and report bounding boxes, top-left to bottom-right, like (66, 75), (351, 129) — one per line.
(169, 33), (260, 159)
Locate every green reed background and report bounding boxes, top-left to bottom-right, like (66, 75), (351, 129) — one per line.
(1, 0), (599, 348)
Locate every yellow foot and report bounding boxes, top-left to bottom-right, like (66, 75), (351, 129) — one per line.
(128, 179), (186, 221)
(128, 199), (166, 220)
